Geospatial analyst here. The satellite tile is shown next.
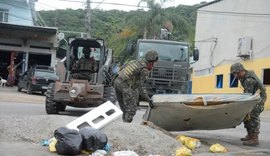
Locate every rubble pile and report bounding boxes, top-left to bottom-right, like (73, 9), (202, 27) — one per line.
(0, 115), (181, 155)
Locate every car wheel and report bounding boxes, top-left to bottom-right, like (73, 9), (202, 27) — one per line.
(45, 83), (59, 114)
(27, 84), (32, 94)
(103, 86), (117, 104)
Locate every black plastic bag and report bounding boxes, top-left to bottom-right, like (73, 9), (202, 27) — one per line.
(54, 127), (82, 155)
(79, 127), (108, 151)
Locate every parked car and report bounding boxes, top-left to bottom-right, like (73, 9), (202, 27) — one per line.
(17, 65), (59, 94)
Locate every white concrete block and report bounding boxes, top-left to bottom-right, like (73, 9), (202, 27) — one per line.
(66, 101), (122, 130)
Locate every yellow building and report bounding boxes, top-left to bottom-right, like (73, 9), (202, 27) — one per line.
(192, 0), (270, 109)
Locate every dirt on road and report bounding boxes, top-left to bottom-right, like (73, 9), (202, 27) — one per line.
(0, 114), (181, 156)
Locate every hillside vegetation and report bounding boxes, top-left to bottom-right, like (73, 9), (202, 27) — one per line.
(39, 2), (203, 58)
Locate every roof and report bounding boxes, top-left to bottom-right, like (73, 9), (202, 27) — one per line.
(0, 22), (57, 34)
(197, 0), (223, 9)
(137, 39), (189, 45)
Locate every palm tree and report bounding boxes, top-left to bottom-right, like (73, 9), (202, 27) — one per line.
(138, 0), (169, 39)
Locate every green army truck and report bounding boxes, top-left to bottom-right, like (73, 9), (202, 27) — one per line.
(129, 39), (199, 97)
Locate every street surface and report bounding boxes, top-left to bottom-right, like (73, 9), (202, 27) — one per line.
(0, 86), (270, 155)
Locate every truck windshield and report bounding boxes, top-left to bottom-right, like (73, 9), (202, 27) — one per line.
(138, 42), (188, 62)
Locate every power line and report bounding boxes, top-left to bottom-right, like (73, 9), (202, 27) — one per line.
(56, 0), (85, 3)
(55, 0), (148, 8)
(198, 10), (270, 16)
(91, 2), (148, 8)
(94, 0), (106, 9)
(36, 1), (60, 9)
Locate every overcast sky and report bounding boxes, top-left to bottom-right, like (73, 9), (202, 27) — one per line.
(36, 0), (213, 11)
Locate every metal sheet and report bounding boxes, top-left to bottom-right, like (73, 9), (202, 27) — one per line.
(143, 93), (259, 131)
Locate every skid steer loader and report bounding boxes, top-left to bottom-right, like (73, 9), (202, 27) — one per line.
(45, 38), (116, 114)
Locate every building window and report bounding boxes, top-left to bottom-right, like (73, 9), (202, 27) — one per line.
(263, 68), (270, 85)
(230, 73), (238, 88)
(216, 74), (223, 88)
(0, 9), (9, 22)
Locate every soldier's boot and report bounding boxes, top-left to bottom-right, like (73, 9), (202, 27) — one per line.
(240, 131), (252, 141)
(122, 113), (133, 123)
(243, 133), (259, 146)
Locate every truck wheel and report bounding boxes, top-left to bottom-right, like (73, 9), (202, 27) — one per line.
(103, 86), (117, 104)
(45, 83), (59, 114)
(27, 84), (32, 94)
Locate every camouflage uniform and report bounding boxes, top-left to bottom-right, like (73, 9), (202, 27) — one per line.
(240, 70), (267, 133)
(114, 60), (151, 122)
(72, 57), (97, 80)
(231, 62), (267, 146)
(113, 50), (158, 123)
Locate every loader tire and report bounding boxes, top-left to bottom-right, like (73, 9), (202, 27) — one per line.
(45, 83), (59, 114)
(58, 103), (66, 112)
(103, 86), (117, 104)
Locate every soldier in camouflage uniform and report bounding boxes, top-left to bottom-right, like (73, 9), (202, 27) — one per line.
(72, 47), (97, 80)
(113, 50), (158, 122)
(230, 63), (267, 146)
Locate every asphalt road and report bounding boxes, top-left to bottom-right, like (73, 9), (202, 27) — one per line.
(0, 87), (270, 155)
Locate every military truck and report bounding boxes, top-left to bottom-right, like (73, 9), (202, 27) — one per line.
(45, 38), (116, 114)
(129, 39), (199, 97)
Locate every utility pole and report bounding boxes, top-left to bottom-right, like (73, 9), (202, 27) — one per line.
(85, 0), (91, 38)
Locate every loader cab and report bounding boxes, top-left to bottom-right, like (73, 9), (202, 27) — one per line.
(66, 38), (106, 82)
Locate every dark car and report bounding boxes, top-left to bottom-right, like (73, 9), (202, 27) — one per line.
(17, 65), (59, 94)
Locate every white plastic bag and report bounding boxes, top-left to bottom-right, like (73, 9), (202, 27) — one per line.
(113, 150), (139, 156)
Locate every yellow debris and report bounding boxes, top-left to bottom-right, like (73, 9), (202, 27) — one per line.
(175, 146), (192, 156)
(176, 135), (201, 150)
(81, 150), (91, 155)
(209, 143), (228, 153)
(48, 138), (57, 152)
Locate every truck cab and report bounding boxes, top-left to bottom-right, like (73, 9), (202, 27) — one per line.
(134, 39), (198, 96)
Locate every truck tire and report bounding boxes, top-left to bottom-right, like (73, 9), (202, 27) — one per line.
(45, 83), (59, 114)
(103, 86), (117, 104)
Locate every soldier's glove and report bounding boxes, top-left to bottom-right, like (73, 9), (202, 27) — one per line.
(243, 113), (251, 121)
(149, 100), (154, 108)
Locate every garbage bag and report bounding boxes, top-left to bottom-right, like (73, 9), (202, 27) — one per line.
(54, 127), (82, 155)
(209, 143), (228, 153)
(79, 127), (108, 151)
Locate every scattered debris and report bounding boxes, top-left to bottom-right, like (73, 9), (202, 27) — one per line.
(209, 143), (228, 153)
(176, 135), (201, 150)
(175, 146), (192, 156)
(113, 150), (139, 156)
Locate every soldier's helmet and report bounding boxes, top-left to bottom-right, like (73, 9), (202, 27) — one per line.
(230, 63), (245, 73)
(83, 47), (91, 55)
(145, 50), (158, 62)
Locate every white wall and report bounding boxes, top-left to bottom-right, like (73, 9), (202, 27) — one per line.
(194, 0), (270, 74)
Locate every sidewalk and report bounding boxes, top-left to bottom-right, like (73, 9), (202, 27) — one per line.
(0, 86), (45, 104)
